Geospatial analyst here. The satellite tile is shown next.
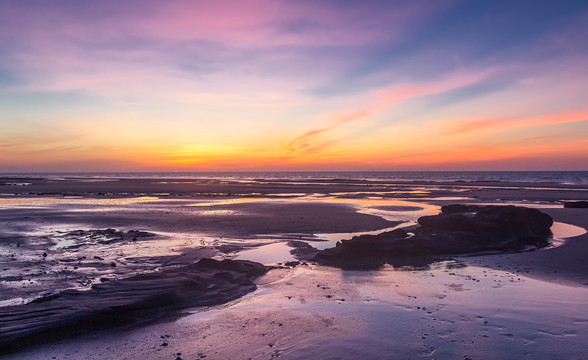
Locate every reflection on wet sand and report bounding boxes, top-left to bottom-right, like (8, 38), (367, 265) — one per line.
(0, 196), (159, 208)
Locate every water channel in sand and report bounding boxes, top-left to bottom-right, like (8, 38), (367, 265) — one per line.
(235, 218), (585, 266)
(234, 197), (586, 265)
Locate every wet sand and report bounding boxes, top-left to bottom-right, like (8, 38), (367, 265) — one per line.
(468, 207), (588, 286)
(1, 177), (587, 359)
(11, 261), (586, 360)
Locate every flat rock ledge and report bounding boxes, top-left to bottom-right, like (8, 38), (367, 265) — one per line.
(563, 201), (588, 208)
(309, 204), (554, 270)
(0, 258), (266, 355)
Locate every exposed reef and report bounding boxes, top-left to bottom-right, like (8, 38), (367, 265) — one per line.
(563, 201), (588, 208)
(310, 205), (554, 270)
(0, 258), (266, 354)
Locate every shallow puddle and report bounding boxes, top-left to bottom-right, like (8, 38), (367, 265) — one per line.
(235, 243), (297, 264)
(551, 221), (586, 243)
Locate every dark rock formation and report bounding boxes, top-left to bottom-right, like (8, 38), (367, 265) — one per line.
(0, 258), (266, 355)
(287, 240), (319, 259)
(563, 201), (588, 208)
(312, 205), (553, 270)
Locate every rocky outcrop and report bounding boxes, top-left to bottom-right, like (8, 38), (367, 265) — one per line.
(312, 205), (553, 270)
(563, 201), (588, 208)
(0, 258), (266, 354)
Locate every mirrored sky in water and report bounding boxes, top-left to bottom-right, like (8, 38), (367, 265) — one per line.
(1, 0), (587, 171)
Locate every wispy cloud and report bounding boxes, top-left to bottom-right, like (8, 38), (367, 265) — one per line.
(440, 117), (516, 135)
(282, 69), (497, 159)
(437, 112), (588, 136)
(284, 111), (370, 156)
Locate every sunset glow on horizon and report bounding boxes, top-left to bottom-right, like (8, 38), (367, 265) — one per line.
(1, 0), (587, 172)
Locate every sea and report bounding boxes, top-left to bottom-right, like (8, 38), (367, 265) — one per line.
(1, 171), (587, 185)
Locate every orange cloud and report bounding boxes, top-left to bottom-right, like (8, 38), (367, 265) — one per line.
(281, 70), (495, 159)
(437, 112), (588, 136)
(524, 113), (588, 127)
(441, 117), (515, 135)
(284, 111), (371, 156)
(375, 137), (588, 166)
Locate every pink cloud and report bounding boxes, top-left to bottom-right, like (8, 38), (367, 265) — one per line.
(437, 112), (588, 136)
(440, 117), (516, 135)
(132, 0), (440, 47)
(280, 69), (498, 158)
(0, 0), (442, 55)
(370, 69), (494, 110)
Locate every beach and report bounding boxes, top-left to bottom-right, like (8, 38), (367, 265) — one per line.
(1, 174), (587, 359)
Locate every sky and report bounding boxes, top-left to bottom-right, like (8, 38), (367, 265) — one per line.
(1, 0), (587, 172)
